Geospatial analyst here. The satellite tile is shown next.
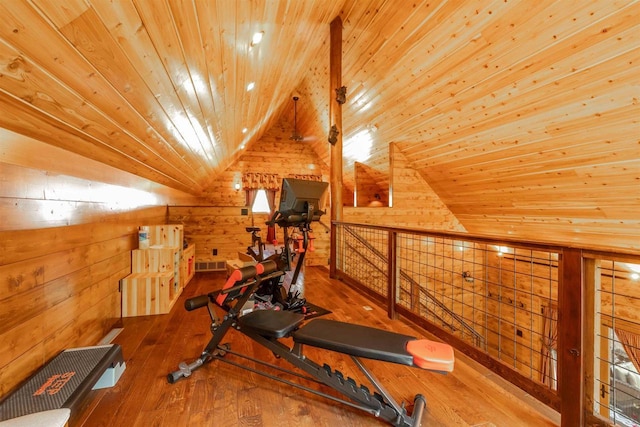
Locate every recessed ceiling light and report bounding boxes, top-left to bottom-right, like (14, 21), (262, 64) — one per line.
(242, 128), (248, 134)
(252, 31), (264, 45)
(246, 82), (255, 91)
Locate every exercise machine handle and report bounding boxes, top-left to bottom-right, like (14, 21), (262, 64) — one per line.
(260, 260), (278, 275)
(185, 295), (210, 311)
(410, 394), (426, 427)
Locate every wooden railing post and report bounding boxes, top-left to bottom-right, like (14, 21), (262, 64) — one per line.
(330, 222), (337, 278)
(387, 230), (397, 319)
(558, 248), (584, 427)
(583, 257), (599, 421)
(329, 16), (342, 279)
(329, 17), (343, 223)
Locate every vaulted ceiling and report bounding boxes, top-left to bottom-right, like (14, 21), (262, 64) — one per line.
(0, 0), (638, 250)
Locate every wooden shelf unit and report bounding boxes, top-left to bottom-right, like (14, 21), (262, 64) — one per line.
(182, 244), (196, 287)
(121, 271), (176, 316)
(121, 224), (194, 317)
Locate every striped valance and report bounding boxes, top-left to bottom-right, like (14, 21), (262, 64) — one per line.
(242, 173), (323, 190)
(242, 173), (280, 190)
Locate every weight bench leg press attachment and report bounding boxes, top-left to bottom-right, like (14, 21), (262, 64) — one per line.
(167, 261), (455, 427)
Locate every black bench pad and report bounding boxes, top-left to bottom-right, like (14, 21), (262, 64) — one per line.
(239, 309), (305, 338)
(293, 319), (416, 366)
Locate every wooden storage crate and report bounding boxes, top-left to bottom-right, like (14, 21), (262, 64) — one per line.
(182, 244), (196, 287)
(123, 223), (187, 317)
(132, 247), (178, 273)
(121, 271), (179, 317)
(146, 224), (183, 248)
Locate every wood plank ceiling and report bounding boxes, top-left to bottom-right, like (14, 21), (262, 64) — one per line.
(0, 0), (638, 250)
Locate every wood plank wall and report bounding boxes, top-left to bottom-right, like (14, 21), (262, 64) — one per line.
(0, 131), (197, 395)
(354, 161), (388, 207)
(345, 143), (466, 230)
(168, 120), (331, 267)
(0, 207), (166, 395)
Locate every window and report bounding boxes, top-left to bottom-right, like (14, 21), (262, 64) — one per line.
(251, 189), (270, 214)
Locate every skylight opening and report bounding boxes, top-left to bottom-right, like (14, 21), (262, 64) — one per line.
(344, 129), (373, 162)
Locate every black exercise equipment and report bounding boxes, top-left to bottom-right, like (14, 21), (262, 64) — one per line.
(242, 223), (303, 311)
(167, 260), (455, 427)
(168, 178), (455, 425)
(0, 344), (125, 421)
(245, 226), (266, 262)
(243, 178), (327, 311)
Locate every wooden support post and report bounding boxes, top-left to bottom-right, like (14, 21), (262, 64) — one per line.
(329, 16), (343, 278)
(387, 231), (397, 319)
(583, 258), (600, 420)
(558, 248), (584, 427)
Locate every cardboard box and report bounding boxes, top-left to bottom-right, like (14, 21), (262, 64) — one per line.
(226, 252), (256, 276)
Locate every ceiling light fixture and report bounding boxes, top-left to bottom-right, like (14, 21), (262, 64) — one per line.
(290, 96), (303, 141)
(246, 82), (255, 91)
(251, 31), (264, 46)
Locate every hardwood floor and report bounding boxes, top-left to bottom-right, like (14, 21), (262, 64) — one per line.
(73, 266), (561, 427)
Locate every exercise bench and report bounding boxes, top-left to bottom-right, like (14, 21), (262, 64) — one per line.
(167, 260), (454, 427)
(0, 344), (125, 424)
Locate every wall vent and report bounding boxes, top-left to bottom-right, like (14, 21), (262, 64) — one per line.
(195, 261), (226, 272)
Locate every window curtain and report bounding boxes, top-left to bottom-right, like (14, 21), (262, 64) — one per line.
(540, 304), (558, 390)
(615, 328), (640, 374)
(242, 173), (280, 242)
(245, 189), (258, 209)
(265, 190), (277, 243)
(242, 173), (280, 207)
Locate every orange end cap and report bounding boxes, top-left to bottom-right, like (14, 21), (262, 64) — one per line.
(406, 339), (455, 372)
(230, 269), (243, 281)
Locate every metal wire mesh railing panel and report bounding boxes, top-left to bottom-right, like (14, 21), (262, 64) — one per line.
(593, 259), (640, 426)
(335, 223), (561, 390)
(336, 224), (388, 298)
(485, 247), (559, 388)
(335, 222), (640, 421)
(394, 236), (559, 386)
(396, 235), (488, 349)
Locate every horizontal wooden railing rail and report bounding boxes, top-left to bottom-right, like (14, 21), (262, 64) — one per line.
(330, 221), (640, 427)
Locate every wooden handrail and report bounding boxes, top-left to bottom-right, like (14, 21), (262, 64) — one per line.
(334, 221), (640, 259)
